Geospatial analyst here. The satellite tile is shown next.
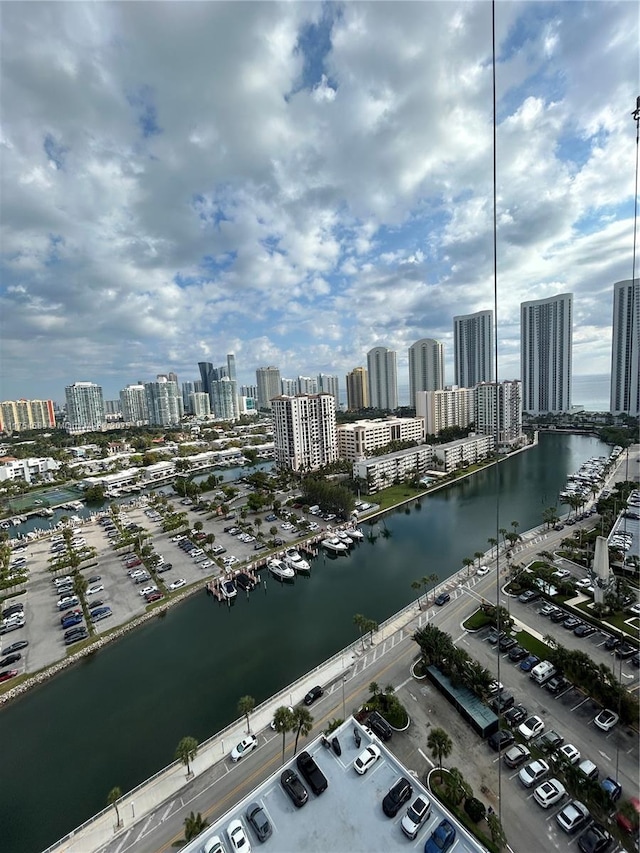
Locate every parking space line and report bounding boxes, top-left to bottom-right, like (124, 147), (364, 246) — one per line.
(570, 697), (589, 711)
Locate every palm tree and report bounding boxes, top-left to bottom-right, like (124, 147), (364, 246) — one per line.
(462, 557), (474, 577)
(273, 705), (295, 765)
(353, 613), (366, 650)
(487, 537), (498, 557)
(427, 727), (452, 782)
(411, 580), (422, 609)
(205, 533), (216, 551)
(511, 520), (519, 535)
(369, 681), (380, 698)
(107, 786), (122, 828)
(184, 811), (208, 841)
(175, 736), (199, 778)
(237, 695), (255, 734)
(292, 706), (314, 754)
(427, 572), (439, 604)
(474, 551), (484, 568)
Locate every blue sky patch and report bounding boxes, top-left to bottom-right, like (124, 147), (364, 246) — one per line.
(43, 133), (69, 170)
(126, 85), (162, 138)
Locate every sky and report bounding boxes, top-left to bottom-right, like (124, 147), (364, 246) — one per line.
(1, 1), (637, 405)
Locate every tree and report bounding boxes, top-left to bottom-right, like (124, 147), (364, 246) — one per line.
(184, 811), (208, 841)
(292, 706), (314, 754)
(273, 705), (295, 765)
(474, 551), (484, 568)
(193, 521), (203, 533)
(353, 613), (367, 650)
(107, 786), (122, 829)
(369, 681), (380, 698)
(411, 580), (422, 609)
(175, 736), (199, 778)
(462, 557), (474, 577)
(237, 695), (255, 734)
(487, 811), (507, 849)
(444, 766), (472, 806)
(427, 727), (452, 781)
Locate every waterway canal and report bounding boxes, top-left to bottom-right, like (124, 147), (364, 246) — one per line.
(0, 434), (609, 853)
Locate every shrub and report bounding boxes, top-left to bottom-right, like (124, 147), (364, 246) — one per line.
(464, 797), (486, 822)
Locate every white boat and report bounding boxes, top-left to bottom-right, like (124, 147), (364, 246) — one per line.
(220, 579), (237, 600)
(321, 537), (349, 553)
(284, 548), (310, 574)
(335, 530), (354, 546)
(268, 559), (295, 581)
(346, 527), (364, 541)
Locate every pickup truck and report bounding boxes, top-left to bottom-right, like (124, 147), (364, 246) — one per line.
(296, 750), (328, 795)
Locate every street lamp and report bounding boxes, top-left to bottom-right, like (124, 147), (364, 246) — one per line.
(342, 676), (346, 720)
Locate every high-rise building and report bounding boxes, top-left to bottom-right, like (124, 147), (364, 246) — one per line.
(281, 378), (297, 396)
(610, 279), (639, 416)
(144, 378), (182, 426)
(168, 372), (178, 385)
(198, 362), (213, 396)
(256, 366), (281, 411)
(119, 385), (149, 424)
(210, 378), (238, 420)
(190, 392), (211, 418)
(453, 310), (494, 388)
(227, 354), (237, 383)
(272, 393), (337, 471)
(181, 381), (195, 414)
(241, 384), (257, 398)
(415, 387), (473, 437)
(65, 382), (106, 433)
(318, 374), (339, 403)
(297, 375), (318, 395)
(367, 347), (398, 410)
(475, 380), (523, 445)
(408, 339), (445, 408)
(521, 293), (572, 414)
(346, 367), (369, 411)
(0, 399), (55, 432)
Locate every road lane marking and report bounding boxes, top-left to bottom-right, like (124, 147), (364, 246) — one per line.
(418, 748), (434, 767)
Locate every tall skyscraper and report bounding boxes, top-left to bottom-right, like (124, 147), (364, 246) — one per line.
(346, 367), (369, 410)
(256, 366), (281, 411)
(317, 373), (339, 403)
(210, 377), (238, 420)
(297, 375), (318, 395)
(521, 293), (572, 414)
(144, 378), (182, 426)
(453, 310), (494, 387)
(198, 362), (213, 396)
(120, 384), (149, 424)
(408, 339), (445, 407)
(181, 381), (195, 414)
(190, 392), (211, 418)
(610, 279), (639, 416)
(272, 393), (337, 471)
(367, 347), (398, 411)
(65, 382), (106, 433)
(227, 354), (237, 382)
(475, 380), (522, 444)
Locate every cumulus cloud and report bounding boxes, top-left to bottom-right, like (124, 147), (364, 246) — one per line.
(0, 0), (636, 402)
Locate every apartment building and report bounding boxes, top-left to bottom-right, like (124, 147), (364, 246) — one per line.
(433, 434), (494, 472)
(0, 456), (61, 483)
(453, 310), (494, 388)
(65, 382), (106, 434)
(353, 445), (434, 493)
(337, 417), (424, 462)
(256, 366), (282, 411)
(144, 378), (183, 427)
(408, 338), (445, 407)
(0, 399), (55, 432)
(521, 293), (572, 414)
(475, 380), (523, 445)
(610, 279), (639, 416)
(367, 347), (398, 410)
(345, 367), (369, 411)
(120, 384), (149, 425)
(272, 393), (337, 472)
(415, 387), (474, 437)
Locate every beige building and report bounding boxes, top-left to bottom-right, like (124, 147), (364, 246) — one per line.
(433, 434), (494, 472)
(337, 417), (424, 462)
(353, 445), (434, 493)
(272, 394), (337, 472)
(415, 387), (474, 437)
(345, 367), (369, 410)
(0, 399), (56, 432)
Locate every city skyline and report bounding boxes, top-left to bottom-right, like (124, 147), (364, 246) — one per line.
(1, 3), (637, 401)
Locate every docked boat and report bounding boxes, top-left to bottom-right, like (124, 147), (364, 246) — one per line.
(334, 530), (354, 546)
(220, 579), (237, 600)
(321, 537), (349, 553)
(268, 559), (295, 581)
(234, 572), (255, 592)
(284, 548), (311, 574)
(346, 527), (364, 541)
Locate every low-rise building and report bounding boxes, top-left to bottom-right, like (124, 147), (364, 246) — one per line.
(337, 417), (424, 462)
(353, 445), (434, 493)
(0, 456), (61, 484)
(433, 434), (494, 472)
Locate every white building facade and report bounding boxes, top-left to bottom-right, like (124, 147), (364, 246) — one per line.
(65, 382), (106, 433)
(337, 417), (424, 462)
(610, 279), (639, 416)
(0, 456), (61, 483)
(144, 379), (183, 426)
(190, 392), (212, 419)
(475, 380), (523, 445)
(415, 388), (474, 437)
(353, 445), (434, 493)
(256, 366), (282, 411)
(521, 293), (572, 414)
(272, 393), (337, 472)
(210, 378), (238, 420)
(433, 434), (495, 472)
(367, 347), (398, 411)
(120, 384), (149, 425)
(453, 310), (494, 388)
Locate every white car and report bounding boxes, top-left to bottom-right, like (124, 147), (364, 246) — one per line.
(533, 778), (566, 808)
(139, 586), (158, 597)
(203, 835), (225, 853)
(353, 744), (381, 775)
(556, 800), (590, 834)
(576, 577), (593, 589)
(558, 743), (581, 764)
(170, 534), (185, 543)
(230, 734), (257, 762)
(199, 560), (213, 570)
(169, 578), (186, 591)
(476, 565), (490, 576)
(518, 715), (544, 741)
(401, 794), (431, 839)
(594, 709), (619, 731)
(86, 584), (104, 595)
(519, 759), (549, 788)
(227, 819), (251, 853)
(190, 549), (204, 558)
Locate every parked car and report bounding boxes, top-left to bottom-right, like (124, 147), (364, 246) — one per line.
(593, 709), (619, 732)
(519, 655), (540, 672)
(1, 640), (28, 655)
(519, 759), (550, 788)
(434, 592), (451, 606)
(600, 776), (622, 802)
(508, 645), (528, 662)
(303, 685), (323, 705)
(563, 616), (581, 631)
(547, 675), (570, 695)
(577, 822), (613, 853)
(556, 800), (590, 834)
(401, 794), (431, 839)
(533, 778), (566, 808)
(424, 819), (456, 853)
(227, 819), (251, 853)
(382, 776), (413, 817)
(574, 623), (596, 638)
(245, 802), (272, 843)
(353, 744), (381, 775)
(367, 710), (392, 741)
(0, 653), (21, 667)
(295, 750), (328, 795)
(504, 704), (528, 727)
(230, 734), (257, 763)
(518, 715), (545, 741)
(280, 769), (308, 808)
(615, 643), (636, 660)
(518, 589), (540, 604)
(169, 578), (187, 591)
(558, 743), (581, 765)
(503, 744), (530, 769)
(487, 729), (515, 751)
(491, 693), (515, 714)
(498, 635), (517, 652)
(0, 669), (19, 682)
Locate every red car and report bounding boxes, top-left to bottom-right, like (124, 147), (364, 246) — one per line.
(616, 797), (640, 834)
(0, 669), (19, 683)
(145, 591), (163, 603)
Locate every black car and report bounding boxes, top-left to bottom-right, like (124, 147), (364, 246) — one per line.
(577, 822), (613, 853)
(367, 711), (393, 741)
(574, 623), (596, 638)
(491, 692), (515, 714)
(603, 635), (620, 651)
(538, 729), (564, 752)
(246, 802), (272, 842)
(504, 704), (528, 727)
(487, 628), (505, 645)
(498, 635), (517, 652)
(615, 643), (636, 660)
(65, 631), (88, 646)
(547, 675), (569, 695)
(0, 652), (21, 667)
(550, 609), (568, 623)
(508, 645), (528, 662)
(157, 563), (173, 573)
(487, 729), (515, 751)
(382, 776), (413, 817)
(88, 576), (101, 584)
(303, 685), (323, 706)
(434, 593), (451, 606)
(1, 640), (28, 655)
(280, 769), (308, 808)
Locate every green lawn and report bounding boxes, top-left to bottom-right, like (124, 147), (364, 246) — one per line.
(514, 630), (551, 660)
(463, 609), (492, 630)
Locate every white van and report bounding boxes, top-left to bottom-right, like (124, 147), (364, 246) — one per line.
(530, 660), (557, 685)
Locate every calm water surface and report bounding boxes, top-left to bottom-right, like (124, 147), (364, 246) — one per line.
(0, 434), (608, 852)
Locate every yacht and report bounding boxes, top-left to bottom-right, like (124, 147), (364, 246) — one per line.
(346, 527), (364, 541)
(220, 579), (237, 600)
(268, 559), (295, 581)
(234, 572), (255, 592)
(321, 536), (349, 553)
(284, 548), (311, 574)
(334, 530), (354, 546)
